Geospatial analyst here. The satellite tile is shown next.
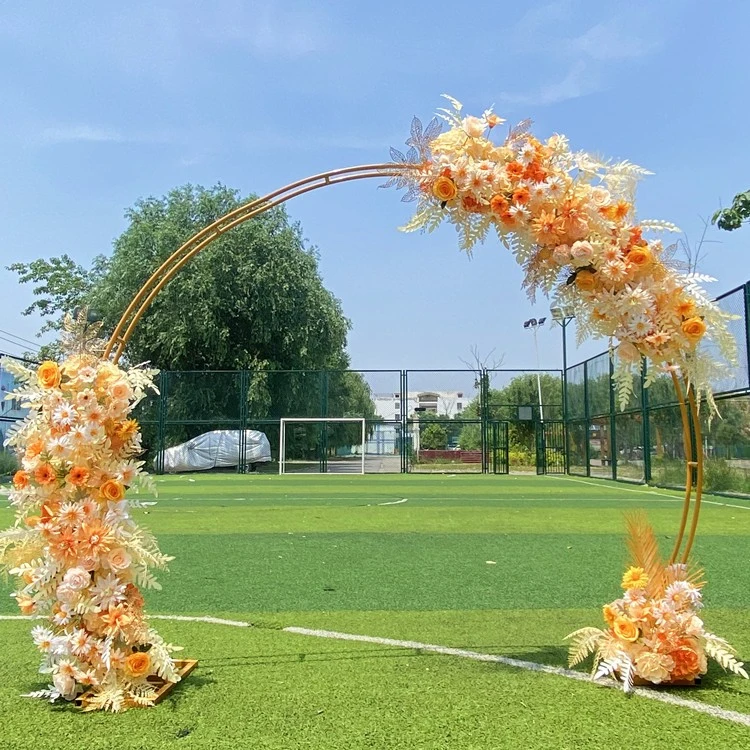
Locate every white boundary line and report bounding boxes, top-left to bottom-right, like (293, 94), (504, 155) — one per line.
(554, 475), (750, 512)
(2, 614), (749, 726)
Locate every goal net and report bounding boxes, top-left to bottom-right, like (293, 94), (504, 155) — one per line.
(279, 418), (366, 474)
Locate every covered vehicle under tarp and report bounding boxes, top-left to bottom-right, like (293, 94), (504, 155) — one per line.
(155, 430), (272, 473)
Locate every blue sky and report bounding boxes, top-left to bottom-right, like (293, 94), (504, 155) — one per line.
(0, 0), (749, 373)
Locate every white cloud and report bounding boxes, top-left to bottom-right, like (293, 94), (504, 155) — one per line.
(566, 18), (661, 61)
(499, 61), (600, 107)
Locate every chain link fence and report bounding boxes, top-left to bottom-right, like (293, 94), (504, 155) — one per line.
(565, 281), (750, 496)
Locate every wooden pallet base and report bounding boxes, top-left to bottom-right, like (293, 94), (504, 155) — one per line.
(632, 675), (700, 688)
(77, 659), (198, 710)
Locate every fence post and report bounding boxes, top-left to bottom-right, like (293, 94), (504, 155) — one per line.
(481, 368), (489, 473)
(641, 359), (651, 483)
(401, 370), (408, 473)
(745, 281), (750, 386)
(155, 371), (168, 475)
(238, 370), (249, 474)
(609, 356), (617, 480)
(583, 361), (591, 476)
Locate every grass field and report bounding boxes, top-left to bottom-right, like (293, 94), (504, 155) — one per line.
(2, 473), (750, 749)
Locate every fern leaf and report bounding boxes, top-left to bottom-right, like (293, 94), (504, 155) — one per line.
(565, 627), (605, 667)
(625, 512), (665, 596)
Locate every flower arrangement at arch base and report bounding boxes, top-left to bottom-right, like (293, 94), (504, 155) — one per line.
(0, 313), (183, 712)
(565, 514), (747, 691)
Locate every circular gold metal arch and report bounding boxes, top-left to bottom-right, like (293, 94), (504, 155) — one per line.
(104, 162), (704, 562)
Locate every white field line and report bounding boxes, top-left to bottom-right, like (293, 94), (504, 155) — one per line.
(2, 613), (748, 727)
(284, 626), (750, 728)
(553, 475), (750, 512)
(377, 498), (408, 506)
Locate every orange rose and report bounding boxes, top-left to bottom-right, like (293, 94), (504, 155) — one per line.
(675, 298), (695, 318)
(602, 604), (618, 627)
(26, 439), (44, 459)
(681, 317), (706, 344)
(67, 466), (90, 487)
(670, 646), (702, 680)
(37, 361), (61, 389)
(613, 616), (640, 642)
(34, 463), (57, 486)
(124, 651), (151, 678)
(627, 245), (652, 268)
(12, 470), (29, 489)
(432, 176), (457, 203)
(575, 269), (597, 292)
(99, 479), (125, 502)
(490, 194), (509, 215)
(512, 186), (530, 205)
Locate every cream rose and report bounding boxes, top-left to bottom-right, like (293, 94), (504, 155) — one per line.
(53, 672), (77, 701)
(590, 186), (611, 206)
(462, 115), (486, 138)
(635, 651), (675, 684)
(570, 240), (594, 267)
(63, 567), (91, 591)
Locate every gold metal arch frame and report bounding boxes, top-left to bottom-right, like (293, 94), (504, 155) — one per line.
(104, 163), (705, 560)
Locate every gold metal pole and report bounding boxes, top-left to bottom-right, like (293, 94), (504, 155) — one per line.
(681, 382), (704, 562)
(104, 163), (416, 362)
(669, 370), (694, 564)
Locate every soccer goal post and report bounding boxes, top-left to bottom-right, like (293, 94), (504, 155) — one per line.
(279, 418), (367, 475)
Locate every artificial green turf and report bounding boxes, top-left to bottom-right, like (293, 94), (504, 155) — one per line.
(1, 474), (749, 749)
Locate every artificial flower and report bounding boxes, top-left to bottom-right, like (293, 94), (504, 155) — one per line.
(37, 361), (61, 389)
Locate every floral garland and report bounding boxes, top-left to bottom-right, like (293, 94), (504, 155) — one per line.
(0, 320), (180, 712)
(566, 514), (747, 690)
(387, 96), (736, 408)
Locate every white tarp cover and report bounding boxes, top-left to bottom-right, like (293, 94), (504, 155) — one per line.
(156, 429), (271, 473)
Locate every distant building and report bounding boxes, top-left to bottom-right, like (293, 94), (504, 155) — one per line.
(367, 390), (468, 457)
(1, 364), (28, 448)
(372, 390), (467, 421)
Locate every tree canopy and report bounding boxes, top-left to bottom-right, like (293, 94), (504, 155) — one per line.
(10, 184), (376, 440)
(712, 189), (750, 231)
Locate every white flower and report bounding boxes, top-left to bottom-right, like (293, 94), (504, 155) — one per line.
(63, 567), (91, 591)
(56, 583), (78, 603)
(590, 186), (611, 206)
(518, 142), (536, 165)
(664, 581), (702, 610)
(47, 437), (72, 461)
(75, 389), (98, 409)
(84, 423), (106, 443)
(618, 342), (641, 364)
(116, 460), (143, 486)
(32, 626), (55, 652)
(70, 628), (94, 657)
(104, 500), (130, 525)
(90, 573), (127, 610)
(52, 403), (77, 429)
(53, 671), (78, 701)
(77, 366), (97, 383)
(462, 115), (486, 138)
(51, 602), (74, 627)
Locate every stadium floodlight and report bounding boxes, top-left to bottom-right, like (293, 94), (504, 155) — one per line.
(522, 317), (546, 422)
(279, 417), (367, 475)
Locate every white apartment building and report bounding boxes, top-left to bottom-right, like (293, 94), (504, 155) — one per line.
(372, 390), (468, 421)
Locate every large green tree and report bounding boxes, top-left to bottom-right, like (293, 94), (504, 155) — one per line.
(10, 184), (375, 453)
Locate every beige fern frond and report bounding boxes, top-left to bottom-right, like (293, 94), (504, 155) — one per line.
(564, 627), (606, 667)
(625, 512), (665, 596)
(704, 634), (750, 678)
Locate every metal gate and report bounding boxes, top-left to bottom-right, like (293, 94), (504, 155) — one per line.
(535, 421), (566, 474)
(491, 421), (509, 474)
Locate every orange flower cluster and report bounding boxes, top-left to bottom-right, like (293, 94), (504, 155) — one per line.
(1, 353), (180, 711)
(397, 98), (734, 410)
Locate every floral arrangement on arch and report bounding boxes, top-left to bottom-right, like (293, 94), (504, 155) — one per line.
(386, 96), (736, 408)
(0, 314), (181, 712)
(566, 514), (747, 691)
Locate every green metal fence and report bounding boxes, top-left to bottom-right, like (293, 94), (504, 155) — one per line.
(564, 280), (750, 496)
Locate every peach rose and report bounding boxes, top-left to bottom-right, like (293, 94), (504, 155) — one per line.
(124, 651), (151, 678)
(110, 379), (133, 402)
(613, 616), (640, 642)
(575, 269), (597, 292)
(107, 547), (132, 571)
(432, 176), (458, 203)
(37, 360), (61, 389)
(681, 317), (706, 344)
(63, 567), (91, 591)
(618, 342), (641, 364)
(99, 479), (125, 502)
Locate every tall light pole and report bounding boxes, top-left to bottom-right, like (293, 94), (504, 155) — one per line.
(550, 306), (576, 422)
(523, 317), (546, 422)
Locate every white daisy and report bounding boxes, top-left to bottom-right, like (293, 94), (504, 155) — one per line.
(90, 573), (127, 610)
